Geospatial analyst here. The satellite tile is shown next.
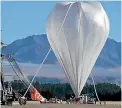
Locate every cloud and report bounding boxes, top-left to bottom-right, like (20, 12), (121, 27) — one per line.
(3, 61), (120, 82)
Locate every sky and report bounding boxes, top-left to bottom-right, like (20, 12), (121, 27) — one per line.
(1, 1), (121, 44)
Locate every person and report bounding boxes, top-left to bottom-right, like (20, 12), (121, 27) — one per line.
(60, 99), (62, 104)
(100, 101), (101, 105)
(54, 96), (57, 103)
(104, 101), (106, 105)
(94, 98), (96, 104)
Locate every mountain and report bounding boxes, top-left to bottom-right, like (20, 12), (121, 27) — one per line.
(2, 34), (121, 69)
(2, 34), (56, 64)
(95, 39), (121, 68)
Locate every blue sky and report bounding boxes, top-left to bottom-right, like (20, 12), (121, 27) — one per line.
(1, 1), (121, 44)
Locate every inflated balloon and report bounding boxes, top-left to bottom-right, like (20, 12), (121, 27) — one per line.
(46, 2), (109, 98)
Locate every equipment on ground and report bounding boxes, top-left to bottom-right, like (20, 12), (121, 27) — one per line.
(1, 42), (45, 105)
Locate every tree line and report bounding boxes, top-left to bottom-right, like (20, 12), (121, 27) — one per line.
(9, 80), (121, 101)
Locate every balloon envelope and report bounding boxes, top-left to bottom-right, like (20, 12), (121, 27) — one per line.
(46, 2), (109, 98)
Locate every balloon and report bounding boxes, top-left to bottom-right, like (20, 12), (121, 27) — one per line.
(46, 2), (109, 98)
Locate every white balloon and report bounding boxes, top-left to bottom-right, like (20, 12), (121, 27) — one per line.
(46, 2), (109, 98)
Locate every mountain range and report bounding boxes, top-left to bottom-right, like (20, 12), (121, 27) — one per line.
(2, 34), (121, 69)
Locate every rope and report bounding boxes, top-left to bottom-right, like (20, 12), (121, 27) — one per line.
(91, 72), (101, 104)
(23, 2), (74, 97)
(23, 48), (51, 97)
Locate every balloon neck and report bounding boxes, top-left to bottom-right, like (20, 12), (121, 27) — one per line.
(75, 95), (80, 99)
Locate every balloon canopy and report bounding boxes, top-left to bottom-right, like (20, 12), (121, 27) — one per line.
(46, 2), (109, 98)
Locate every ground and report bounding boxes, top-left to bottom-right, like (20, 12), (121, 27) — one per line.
(1, 101), (121, 108)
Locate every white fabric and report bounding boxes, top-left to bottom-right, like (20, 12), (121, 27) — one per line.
(46, 2), (109, 98)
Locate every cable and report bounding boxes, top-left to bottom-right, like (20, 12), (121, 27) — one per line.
(91, 73), (101, 104)
(23, 48), (52, 97)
